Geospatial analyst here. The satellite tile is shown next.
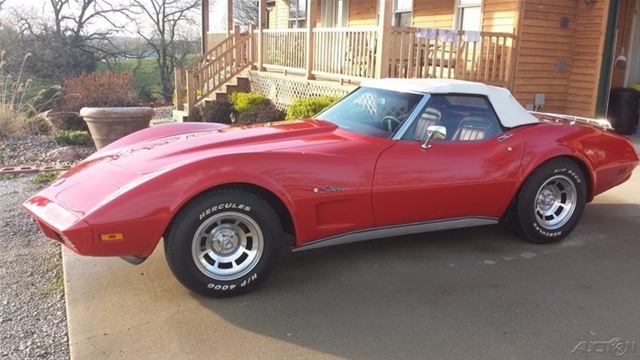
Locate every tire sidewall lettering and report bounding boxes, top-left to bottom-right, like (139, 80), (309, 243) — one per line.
(206, 273), (258, 291)
(199, 202), (252, 220)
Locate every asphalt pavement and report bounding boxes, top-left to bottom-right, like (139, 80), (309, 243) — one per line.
(63, 166), (640, 360)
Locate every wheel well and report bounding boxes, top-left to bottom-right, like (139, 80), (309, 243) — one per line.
(504, 155), (594, 217)
(164, 183), (296, 247)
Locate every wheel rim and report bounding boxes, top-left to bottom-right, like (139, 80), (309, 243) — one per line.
(534, 175), (577, 230)
(191, 211), (264, 281)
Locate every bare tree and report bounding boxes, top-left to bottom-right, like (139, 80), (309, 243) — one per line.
(10, 0), (129, 81)
(127, 0), (200, 101)
(234, 0), (258, 26)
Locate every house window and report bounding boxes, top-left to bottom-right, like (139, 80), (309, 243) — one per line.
(394, 0), (412, 27)
(289, 0), (307, 28)
(456, 0), (482, 31)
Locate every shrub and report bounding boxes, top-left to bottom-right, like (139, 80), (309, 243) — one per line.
(286, 96), (340, 120)
(29, 85), (63, 113)
(62, 72), (137, 112)
(33, 171), (59, 185)
(54, 130), (93, 146)
(230, 92), (269, 114)
(23, 115), (52, 135)
(237, 103), (286, 125)
(189, 100), (237, 124)
(47, 111), (88, 132)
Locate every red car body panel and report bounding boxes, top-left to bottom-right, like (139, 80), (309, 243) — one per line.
(23, 117), (638, 259)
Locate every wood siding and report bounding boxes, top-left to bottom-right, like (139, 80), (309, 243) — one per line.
(413, 0), (455, 28)
(482, 0), (518, 33)
(348, 0), (377, 26)
(610, 0), (635, 89)
(266, 0), (290, 29)
(566, 0), (610, 116)
(512, 0), (577, 113)
(512, 0), (609, 116)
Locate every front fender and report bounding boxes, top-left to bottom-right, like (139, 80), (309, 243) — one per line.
(83, 153), (297, 257)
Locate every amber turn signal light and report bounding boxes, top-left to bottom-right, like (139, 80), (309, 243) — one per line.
(100, 233), (124, 241)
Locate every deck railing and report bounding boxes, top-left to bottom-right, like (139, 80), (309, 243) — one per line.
(174, 25), (517, 111)
(312, 27), (378, 80)
(262, 28), (307, 72)
(175, 26), (254, 111)
(389, 27), (515, 87)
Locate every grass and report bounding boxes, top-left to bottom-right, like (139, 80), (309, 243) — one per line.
(97, 58), (161, 101)
(0, 173), (18, 180)
(54, 130), (92, 146)
(96, 55), (199, 101)
(33, 171), (59, 185)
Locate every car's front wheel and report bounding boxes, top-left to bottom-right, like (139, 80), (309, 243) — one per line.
(164, 189), (283, 297)
(510, 158), (587, 244)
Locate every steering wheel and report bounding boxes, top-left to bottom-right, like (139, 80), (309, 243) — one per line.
(381, 115), (401, 132)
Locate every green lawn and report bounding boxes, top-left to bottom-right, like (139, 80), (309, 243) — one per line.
(96, 55), (199, 102)
(96, 58), (162, 101)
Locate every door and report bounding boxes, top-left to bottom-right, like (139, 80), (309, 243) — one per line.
(372, 94), (524, 226)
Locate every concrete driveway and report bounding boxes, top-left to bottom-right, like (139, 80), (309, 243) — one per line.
(63, 168), (640, 360)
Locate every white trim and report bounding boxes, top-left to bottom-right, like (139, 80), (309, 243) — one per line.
(454, 0), (484, 32)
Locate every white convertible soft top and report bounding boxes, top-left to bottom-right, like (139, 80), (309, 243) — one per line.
(360, 78), (539, 128)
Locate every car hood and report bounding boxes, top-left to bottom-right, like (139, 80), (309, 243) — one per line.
(72, 119), (341, 177)
(28, 119), (345, 216)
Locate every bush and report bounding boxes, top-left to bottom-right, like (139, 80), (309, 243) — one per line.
(29, 85), (63, 113)
(54, 130), (93, 146)
(286, 96), (340, 120)
(33, 171), (59, 185)
(23, 115), (52, 136)
(47, 111), (88, 132)
(62, 72), (137, 112)
(230, 92), (269, 114)
(189, 100), (237, 124)
(237, 103), (286, 125)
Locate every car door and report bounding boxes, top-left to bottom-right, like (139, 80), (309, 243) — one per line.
(371, 94), (524, 226)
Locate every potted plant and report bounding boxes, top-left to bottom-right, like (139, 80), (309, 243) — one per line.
(80, 107), (154, 149)
(63, 72), (153, 149)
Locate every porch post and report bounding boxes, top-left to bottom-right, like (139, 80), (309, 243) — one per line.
(174, 67), (184, 111)
(226, 0), (233, 37)
(305, 0), (317, 79)
(202, 0), (209, 53)
(257, 0), (266, 70)
(375, 0), (393, 78)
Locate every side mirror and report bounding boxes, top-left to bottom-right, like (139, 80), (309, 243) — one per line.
(422, 125), (447, 149)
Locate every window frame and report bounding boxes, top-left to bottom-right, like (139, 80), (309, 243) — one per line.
(393, 0), (413, 27)
(288, 0), (307, 28)
(454, 0), (483, 32)
(397, 93), (504, 143)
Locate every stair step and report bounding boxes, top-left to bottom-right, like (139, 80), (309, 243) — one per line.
(214, 92), (228, 101)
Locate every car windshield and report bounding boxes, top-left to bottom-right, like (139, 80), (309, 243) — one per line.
(316, 87), (424, 138)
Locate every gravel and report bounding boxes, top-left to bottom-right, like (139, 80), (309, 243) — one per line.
(0, 176), (69, 360)
(0, 136), (94, 168)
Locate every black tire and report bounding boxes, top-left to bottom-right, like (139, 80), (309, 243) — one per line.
(510, 158), (587, 244)
(164, 189), (283, 297)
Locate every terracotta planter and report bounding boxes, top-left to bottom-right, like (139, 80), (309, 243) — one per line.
(80, 107), (154, 149)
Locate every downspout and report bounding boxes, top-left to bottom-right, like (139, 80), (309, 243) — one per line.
(596, 0), (621, 117)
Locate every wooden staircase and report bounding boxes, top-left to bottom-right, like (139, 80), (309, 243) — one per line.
(174, 26), (255, 114)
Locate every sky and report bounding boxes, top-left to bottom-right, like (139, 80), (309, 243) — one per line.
(1, 0), (208, 35)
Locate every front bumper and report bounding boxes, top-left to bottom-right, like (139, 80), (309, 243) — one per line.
(23, 196), (95, 255)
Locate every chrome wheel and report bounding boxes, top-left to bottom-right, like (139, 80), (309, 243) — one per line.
(534, 175), (577, 230)
(191, 211), (264, 280)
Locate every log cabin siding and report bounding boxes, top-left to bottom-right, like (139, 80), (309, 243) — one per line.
(348, 0), (377, 26)
(413, 0), (455, 28)
(482, 0), (518, 33)
(566, 0), (609, 116)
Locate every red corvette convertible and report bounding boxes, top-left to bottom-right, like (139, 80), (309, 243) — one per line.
(24, 79), (638, 297)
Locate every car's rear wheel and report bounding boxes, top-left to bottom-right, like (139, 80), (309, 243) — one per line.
(164, 189), (283, 297)
(510, 158), (587, 244)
